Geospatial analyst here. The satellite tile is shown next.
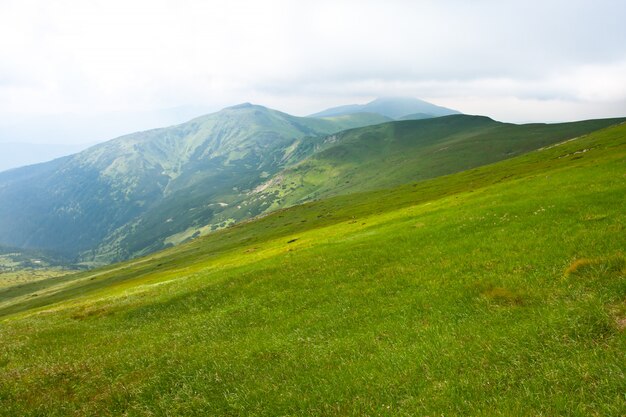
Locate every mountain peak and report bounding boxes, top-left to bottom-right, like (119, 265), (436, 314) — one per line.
(227, 102), (255, 109)
(371, 96), (427, 103)
(223, 102), (268, 112)
(310, 97), (460, 120)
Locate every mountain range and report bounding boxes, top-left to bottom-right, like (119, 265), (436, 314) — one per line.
(0, 97), (623, 266)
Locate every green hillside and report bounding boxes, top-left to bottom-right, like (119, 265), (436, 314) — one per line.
(252, 115), (626, 209)
(153, 116), (626, 250)
(1, 122), (624, 415)
(0, 105), (387, 265)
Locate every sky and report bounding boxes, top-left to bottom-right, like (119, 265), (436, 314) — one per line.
(1, 0), (626, 145)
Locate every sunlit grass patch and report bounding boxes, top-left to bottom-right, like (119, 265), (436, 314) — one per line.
(609, 302), (626, 331)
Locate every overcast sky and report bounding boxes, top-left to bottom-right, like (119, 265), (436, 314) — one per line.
(1, 0), (626, 144)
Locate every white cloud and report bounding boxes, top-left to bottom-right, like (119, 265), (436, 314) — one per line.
(0, 0), (625, 142)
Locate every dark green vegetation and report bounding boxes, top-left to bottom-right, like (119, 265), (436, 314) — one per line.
(0, 97), (621, 267)
(1, 122), (624, 415)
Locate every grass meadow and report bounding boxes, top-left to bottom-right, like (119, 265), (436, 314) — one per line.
(0, 123), (625, 416)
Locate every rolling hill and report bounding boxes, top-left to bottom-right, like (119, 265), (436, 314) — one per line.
(250, 115), (626, 210)
(1, 121), (624, 415)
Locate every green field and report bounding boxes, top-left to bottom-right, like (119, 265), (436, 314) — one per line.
(0, 269), (69, 290)
(1, 123), (625, 415)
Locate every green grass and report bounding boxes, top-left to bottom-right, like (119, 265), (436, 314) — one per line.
(256, 115), (626, 208)
(0, 269), (69, 290)
(0, 123), (625, 415)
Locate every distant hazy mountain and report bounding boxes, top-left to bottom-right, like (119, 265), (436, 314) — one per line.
(310, 97), (460, 119)
(0, 142), (90, 172)
(398, 112), (442, 121)
(0, 105), (218, 148)
(0, 104), (387, 265)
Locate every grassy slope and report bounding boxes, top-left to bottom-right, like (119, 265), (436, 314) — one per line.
(256, 116), (625, 208)
(0, 123), (625, 415)
(0, 269), (69, 290)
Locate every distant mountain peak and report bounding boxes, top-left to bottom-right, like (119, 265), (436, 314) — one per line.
(310, 97), (460, 120)
(225, 102), (261, 110)
(370, 96), (428, 103)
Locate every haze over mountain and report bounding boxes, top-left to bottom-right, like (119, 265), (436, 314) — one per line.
(0, 142), (93, 173)
(310, 97), (460, 119)
(0, 105), (222, 172)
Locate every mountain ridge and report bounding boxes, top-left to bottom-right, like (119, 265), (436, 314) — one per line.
(0, 101), (623, 266)
(0, 104), (390, 264)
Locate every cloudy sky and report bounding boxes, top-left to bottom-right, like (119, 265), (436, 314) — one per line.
(1, 0), (626, 145)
